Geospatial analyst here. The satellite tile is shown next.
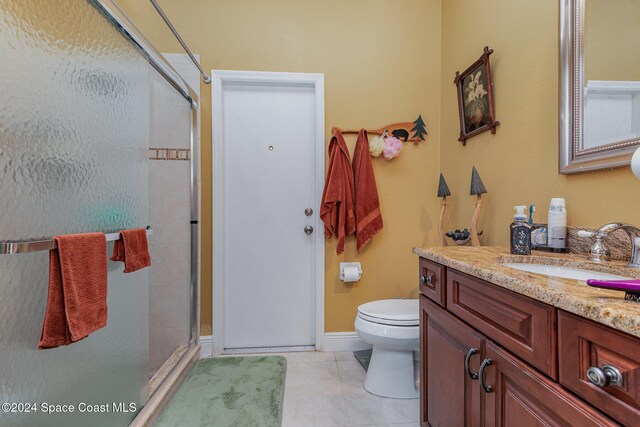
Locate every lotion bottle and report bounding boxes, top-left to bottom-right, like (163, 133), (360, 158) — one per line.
(547, 198), (567, 249)
(510, 205), (532, 255)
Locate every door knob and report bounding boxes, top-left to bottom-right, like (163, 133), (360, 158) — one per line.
(304, 225), (314, 235)
(420, 274), (433, 285)
(586, 365), (622, 388)
(305, 208), (313, 216)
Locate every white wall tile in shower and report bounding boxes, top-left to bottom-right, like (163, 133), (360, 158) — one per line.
(149, 201), (191, 245)
(150, 161), (191, 203)
(150, 285), (190, 330)
(150, 105), (192, 149)
(149, 244), (190, 288)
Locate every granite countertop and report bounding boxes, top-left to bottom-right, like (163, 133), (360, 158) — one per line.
(413, 246), (640, 338)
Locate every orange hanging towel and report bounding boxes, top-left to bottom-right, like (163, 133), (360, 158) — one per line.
(111, 228), (151, 273)
(39, 233), (108, 349)
(353, 129), (383, 252)
(320, 129), (356, 255)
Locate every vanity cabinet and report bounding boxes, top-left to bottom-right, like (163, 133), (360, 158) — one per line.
(418, 258), (634, 426)
(420, 297), (484, 426)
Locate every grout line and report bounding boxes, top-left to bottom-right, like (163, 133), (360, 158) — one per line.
(338, 368), (354, 427)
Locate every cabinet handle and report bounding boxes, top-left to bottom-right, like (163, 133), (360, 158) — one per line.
(586, 365), (623, 388)
(464, 347), (479, 380)
(420, 274), (433, 285)
(479, 358), (493, 393)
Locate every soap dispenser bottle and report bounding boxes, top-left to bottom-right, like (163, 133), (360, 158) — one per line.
(510, 205), (532, 255)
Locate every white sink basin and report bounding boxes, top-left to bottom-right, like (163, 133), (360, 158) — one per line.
(502, 263), (629, 282)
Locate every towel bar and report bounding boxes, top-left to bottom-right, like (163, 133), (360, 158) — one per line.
(0, 227), (153, 255)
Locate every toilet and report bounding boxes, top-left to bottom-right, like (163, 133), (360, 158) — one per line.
(354, 299), (419, 399)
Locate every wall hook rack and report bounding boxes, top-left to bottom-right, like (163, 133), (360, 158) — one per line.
(332, 115), (428, 145)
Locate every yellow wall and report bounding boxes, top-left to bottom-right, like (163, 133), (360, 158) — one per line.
(118, 0), (640, 335)
(584, 0), (640, 82)
(117, 0), (442, 333)
(440, 0), (640, 250)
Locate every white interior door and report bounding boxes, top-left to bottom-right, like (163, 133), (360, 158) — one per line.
(213, 71), (324, 351)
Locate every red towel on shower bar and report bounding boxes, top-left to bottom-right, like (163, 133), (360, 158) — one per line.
(353, 129), (383, 252)
(110, 228), (151, 273)
(39, 233), (108, 349)
(320, 130), (356, 255)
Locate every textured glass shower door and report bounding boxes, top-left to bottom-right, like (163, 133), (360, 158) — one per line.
(0, 1), (152, 426)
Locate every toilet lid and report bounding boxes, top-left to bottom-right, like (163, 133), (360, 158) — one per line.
(357, 299), (419, 326)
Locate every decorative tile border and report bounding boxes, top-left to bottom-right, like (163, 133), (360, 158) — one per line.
(149, 148), (190, 161)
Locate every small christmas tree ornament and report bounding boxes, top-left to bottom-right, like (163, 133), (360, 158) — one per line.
(410, 115), (428, 144)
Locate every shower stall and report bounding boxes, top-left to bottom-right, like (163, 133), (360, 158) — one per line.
(0, 1), (199, 425)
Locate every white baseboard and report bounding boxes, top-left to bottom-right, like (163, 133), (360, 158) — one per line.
(323, 332), (371, 352)
(199, 335), (213, 358)
(200, 332), (369, 355)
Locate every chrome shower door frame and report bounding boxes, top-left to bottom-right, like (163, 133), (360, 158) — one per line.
(93, 0), (201, 372)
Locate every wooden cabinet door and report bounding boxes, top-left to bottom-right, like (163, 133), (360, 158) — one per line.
(420, 296), (484, 427)
(482, 341), (619, 427)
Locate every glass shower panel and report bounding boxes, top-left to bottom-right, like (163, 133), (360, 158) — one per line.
(148, 68), (193, 379)
(0, 1), (150, 426)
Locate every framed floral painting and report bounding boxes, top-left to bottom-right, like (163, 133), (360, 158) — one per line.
(454, 46), (499, 145)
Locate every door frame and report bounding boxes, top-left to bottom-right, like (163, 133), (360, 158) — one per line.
(211, 70), (325, 356)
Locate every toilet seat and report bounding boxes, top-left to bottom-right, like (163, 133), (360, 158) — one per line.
(357, 299), (419, 327)
(357, 312), (418, 327)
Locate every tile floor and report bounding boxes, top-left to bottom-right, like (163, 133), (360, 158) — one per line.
(253, 351), (420, 427)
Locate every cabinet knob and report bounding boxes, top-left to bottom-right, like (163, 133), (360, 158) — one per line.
(464, 347), (479, 380)
(586, 365), (622, 388)
(479, 358), (493, 393)
(420, 274), (433, 285)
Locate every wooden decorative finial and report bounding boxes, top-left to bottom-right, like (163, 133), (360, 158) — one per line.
(437, 174), (451, 246)
(470, 166), (487, 195)
(469, 167), (486, 246)
(438, 173), (452, 198)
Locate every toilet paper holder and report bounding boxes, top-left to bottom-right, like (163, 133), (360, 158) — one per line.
(340, 262), (362, 282)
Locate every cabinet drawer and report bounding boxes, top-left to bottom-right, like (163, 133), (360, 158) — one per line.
(418, 258), (445, 307)
(483, 341), (618, 426)
(446, 269), (557, 378)
(559, 311), (640, 426)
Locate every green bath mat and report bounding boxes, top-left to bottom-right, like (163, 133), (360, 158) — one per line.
(155, 356), (287, 427)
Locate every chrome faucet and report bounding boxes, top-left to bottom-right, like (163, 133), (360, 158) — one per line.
(578, 223), (640, 268)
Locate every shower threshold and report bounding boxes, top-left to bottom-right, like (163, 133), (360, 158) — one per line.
(150, 345), (189, 396)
